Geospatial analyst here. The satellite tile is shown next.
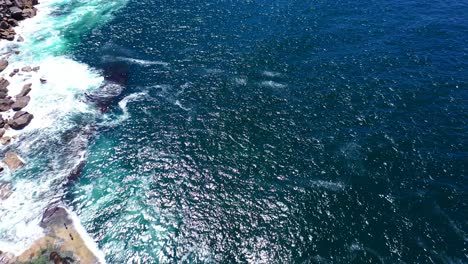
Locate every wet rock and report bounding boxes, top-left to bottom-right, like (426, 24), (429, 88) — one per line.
(21, 65), (31, 72)
(8, 71), (15, 77)
(67, 160), (86, 183)
(14, 0), (24, 8)
(9, 6), (23, 20)
(22, 8), (36, 18)
(0, 115), (4, 127)
(11, 95), (29, 110)
(9, 110), (33, 129)
(3, 151), (24, 170)
(0, 136), (11, 145)
(40, 205), (72, 228)
(16, 34), (23, 42)
(0, 77), (9, 90)
(8, 19), (19, 27)
(0, 59), (7, 72)
(13, 68), (19, 73)
(0, 90), (7, 98)
(0, 98), (13, 111)
(17, 83), (31, 96)
(40, 77), (46, 84)
(0, 181), (12, 200)
(32, 65), (40, 71)
(0, 28), (15, 41)
(0, 21), (9, 30)
(0, 128), (5, 138)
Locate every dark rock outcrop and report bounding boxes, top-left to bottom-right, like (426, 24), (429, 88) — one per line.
(9, 6), (23, 20)
(17, 83), (31, 96)
(0, 77), (9, 90)
(0, 90), (7, 98)
(0, 97), (13, 111)
(11, 95), (29, 110)
(40, 205), (72, 228)
(0, 59), (7, 72)
(8, 110), (33, 129)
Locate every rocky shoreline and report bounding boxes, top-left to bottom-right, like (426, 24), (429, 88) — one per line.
(0, 205), (102, 264)
(0, 0), (39, 41)
(0, 1), (103, 263)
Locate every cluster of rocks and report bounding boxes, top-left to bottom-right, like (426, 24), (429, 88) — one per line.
(0, 58), (37, 173)
(0, 58), (35, 137)
(0, 0), (39, 41)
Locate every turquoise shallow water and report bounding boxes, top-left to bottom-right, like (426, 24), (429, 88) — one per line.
(6, 0), (467, 262)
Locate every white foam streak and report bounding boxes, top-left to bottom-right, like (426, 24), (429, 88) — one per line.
(260, 80), (287, 88)
(105, 55), (170, 67)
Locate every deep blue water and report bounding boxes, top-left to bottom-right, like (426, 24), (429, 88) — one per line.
(64, 0), (467, 262)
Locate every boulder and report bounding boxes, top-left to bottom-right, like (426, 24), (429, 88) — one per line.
(21, 65), (31, 72)
(9, 110), (33, 129)
(0, 28), (15, 41)
(0, 59), (8, 72)
(0, 129), (5, 138)
(17, 83), (31, 96)
(3, 151), (24, 170)
(9, 6), (22, 20)
(40, 77), (46, 84)
(14, 0), (24, 8)
(11, 95), (29, 110)
(32, 66), (40, 71)
(0, 77), (9, 90)
(0, 115), (4, 127)
(16, 34), (23, 42)
(0, 98), (13, 111)
(40, 205), (72, 228)
(0, 20), (9, 30)
(0, 181), (12, 200)
(22, 8), (36, 18)
(0, 136), (11, 145)
(24, 0), (34, 8)
(8, 18), (18, 27)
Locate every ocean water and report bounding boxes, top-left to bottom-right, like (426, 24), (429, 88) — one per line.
(1, 0), (467, 263)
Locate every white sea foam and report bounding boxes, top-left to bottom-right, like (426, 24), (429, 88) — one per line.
(104, 55), (170, 67)
(260, 80), (287, 88)
(234, 77), (247, 86)
(311, 180), (345, 191)
(262, 70), (281, 77)
(101, 91), (147, 126)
